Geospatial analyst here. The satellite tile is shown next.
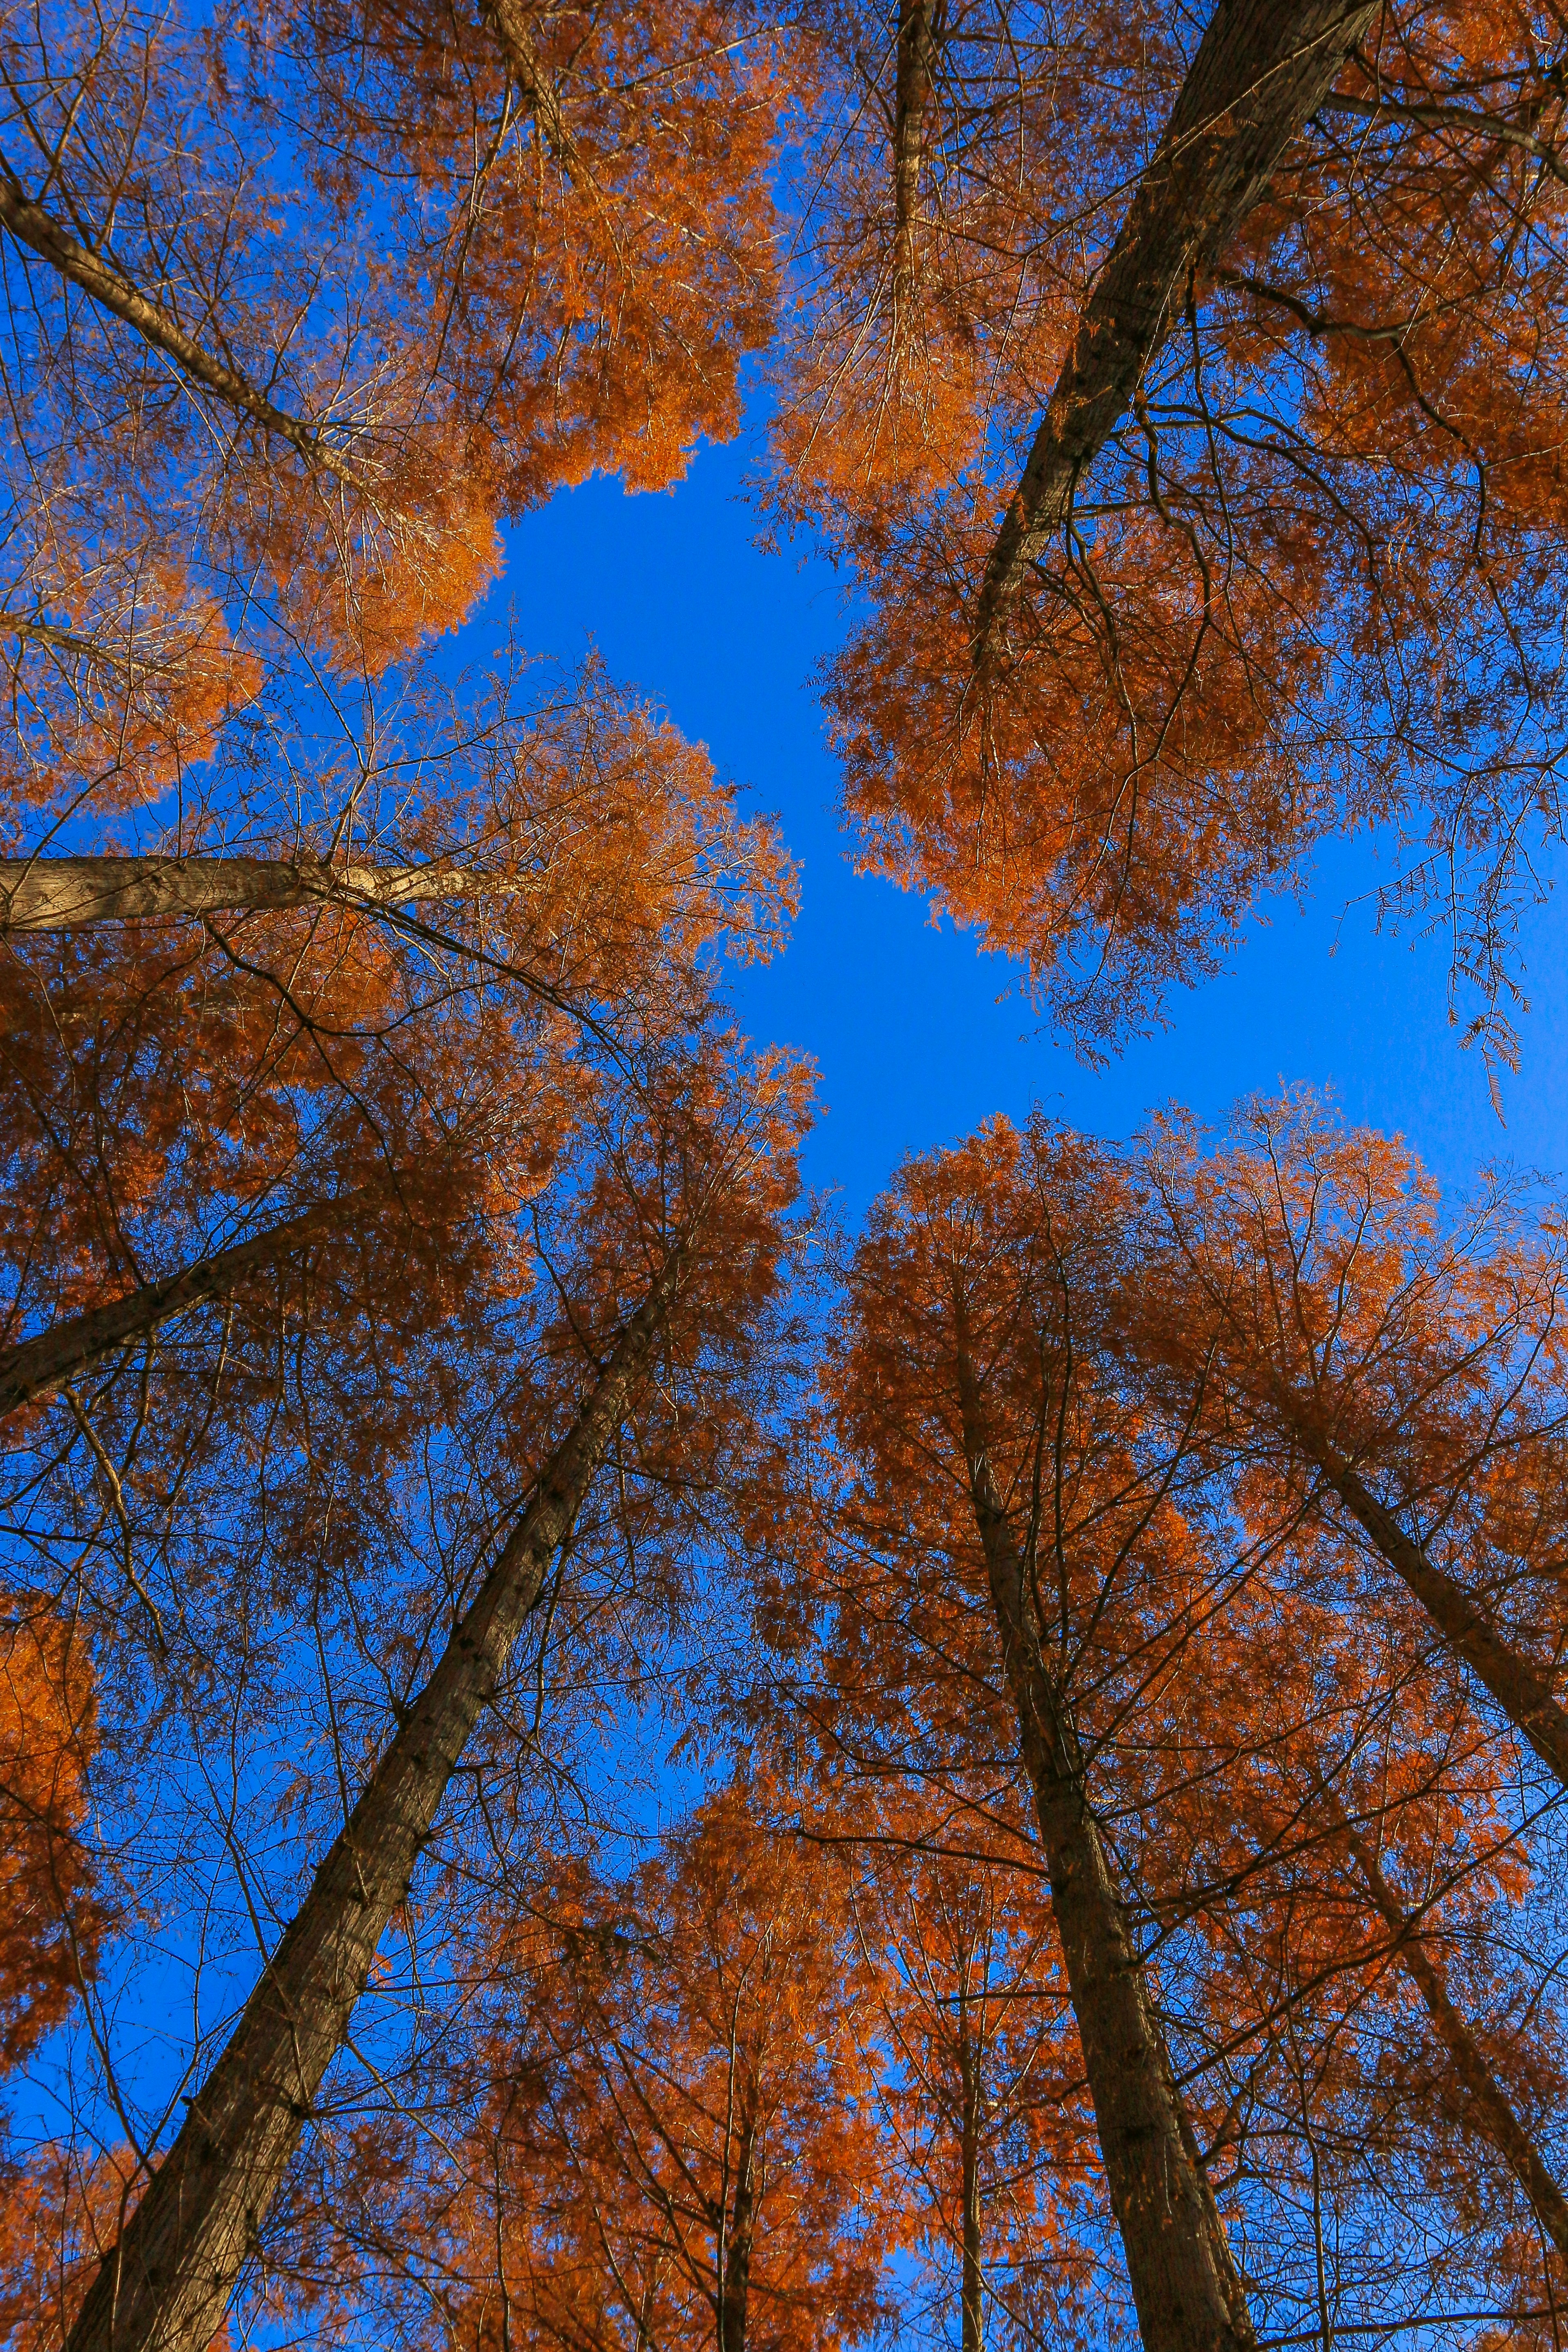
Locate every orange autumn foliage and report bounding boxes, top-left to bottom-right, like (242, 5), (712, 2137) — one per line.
(0, 1598), (104, 2065)
(780, 0), (1568, 1045)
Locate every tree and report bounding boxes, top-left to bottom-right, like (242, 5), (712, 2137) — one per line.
(779, 0), (1568, 1047)
(798, 1120), (1262, 2350)
(1129, 1093), (1568, 1791)
(833, 1786), (1102, 2352)
(57, 1025), (811, 2352)
(419, 1778), (894, 2352)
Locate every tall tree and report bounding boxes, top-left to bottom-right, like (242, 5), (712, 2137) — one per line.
(779, 0), (1568, 1047)
(57, 1026), (811, 2352)
(414, 1780), (894, 2352)
(802, 1119), (1263, 2349)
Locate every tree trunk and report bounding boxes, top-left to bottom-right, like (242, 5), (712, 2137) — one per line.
(972, 0), (1377, 659)
(0, 1193), (367, 1419)
(957, 1992), (984, 2352)
(717, 2112), (758, 2352)
(0, 854), (522, 932)
(1338, 1817), (1568, 2260)
(0, 167), (375, 498)
(1297, 1426), (1568, 1792)
(954, 1343), (1257, 2352)
(892, 0), (941, 294)
(477, 0), (588, 176)
(64, 1245), (683, 2352)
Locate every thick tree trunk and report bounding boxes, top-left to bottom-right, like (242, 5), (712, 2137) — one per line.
(955, 1348), (1256, 2352)
(0, 1194), (365, 1419)
(972, 0), (1377, 660)
(957, 1999), (984, 2352)
(892, 0), (941, 292)
(717, 2114), (758, 2352)
(1296, 1426), (1568, 1791)
(63, 1247), (682, 2352)
(0, 167), (375, 498)
(1338, 1818), (1568, 2259)
(0, 854), (519, 932)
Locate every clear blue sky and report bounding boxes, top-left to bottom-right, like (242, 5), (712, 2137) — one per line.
(496, 402), (1568, 1224)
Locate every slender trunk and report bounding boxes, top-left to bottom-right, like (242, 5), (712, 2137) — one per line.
(0, 167), (375, 499)
(717, 2114), (758, 2352)
(0, 853), (523, 932)
(1338, 1817), (1568, 2259)
(0, 1192), (368, 1419)
(1296, 1424), (1568, 1792)
(64, 1246), (683, 2352)
(973, 0), (1376, 660)
(954, 1341), (1256, 2352)
(892, 0), (941, 294)
(477, 0), (587, 176)
(957, 1993), (984, 2352)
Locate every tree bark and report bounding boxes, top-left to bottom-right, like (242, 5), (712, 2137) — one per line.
(892, 0), (942, 293)
(477, 0), (588, 176)
(717, 2112), (758, 2352)
(972, 0), (1377, 662)
(63, 1245), (683, 2352)
(954, 1341), (1257, 2352)
(0, 1193), (367, 1419)
(957, 1991), (984, 2352)
(0, 854), (522, 932)
(0, 167), (376, 499)
(1295, 1425), (1568, 1792)
(1338, 1818), (1568, 2261)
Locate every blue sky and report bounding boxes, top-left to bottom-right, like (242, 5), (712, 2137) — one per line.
(497, 405), (1568, 1225)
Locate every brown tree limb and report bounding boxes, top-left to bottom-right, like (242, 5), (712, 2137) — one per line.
(0, 169), (379, 500)
(971, 0), (1377, 666)
(63, 1240), (684, 2352)
(0, 1192), (369, 1419)
(1338, 1815), (1568, 2259)
(477, 0), (588, 175)
(1297, 1428), (1568, 1791)
(0, 854), (526, 932)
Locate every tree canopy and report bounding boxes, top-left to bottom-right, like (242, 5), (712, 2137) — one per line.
(5, 4), (1568, 2350)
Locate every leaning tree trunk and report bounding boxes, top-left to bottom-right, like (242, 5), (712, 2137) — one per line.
(972, 0), (1378, 659)
(1290, 1419), (1568, 1792)
(0, 1191), (369, 1419)
(64, 1244), (684, 2352)
(955, 1346), (1257, 2352)
(0, 167), (373, 496)
(1336, 1813), (1568, 2261)
(0, 854), (523, 931)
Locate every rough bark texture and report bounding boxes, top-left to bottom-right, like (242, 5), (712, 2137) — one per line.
(972, 0), (1378, 660)
(0, 1194), (360, 1418)
(0, 169), (375, 497)
(717, 2114), (758, 2352)
(64, 1250), (681, 2352)
(0, 854), (518, 932)
(958, 1997), (984, 2352)
(1299, 1430), (1568, 1792)
(892, 0), (942, 290)
(477, 0), (586, 172)
(1340, 1820), (1568, 2260)
(955, 1343), (1257, 2352)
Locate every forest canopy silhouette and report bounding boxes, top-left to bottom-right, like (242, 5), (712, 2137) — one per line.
(3, 3), (1568, 2350)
